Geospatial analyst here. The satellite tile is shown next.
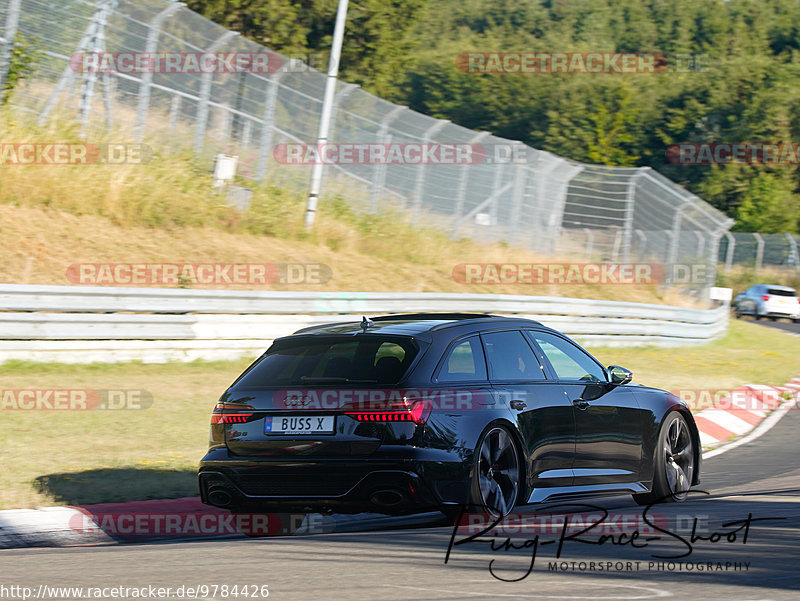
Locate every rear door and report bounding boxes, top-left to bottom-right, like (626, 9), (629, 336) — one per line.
(526, 330), (645, 486)
(481, 330), (575, 491)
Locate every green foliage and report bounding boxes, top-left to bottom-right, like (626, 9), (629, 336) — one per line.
(187, 0), (800, 233)
(1, 33), (40, 105)
(185, 0), (429, 98)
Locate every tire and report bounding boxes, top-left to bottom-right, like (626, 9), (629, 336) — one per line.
(633, 412), (695, 506)
(469, 425), (523, 517)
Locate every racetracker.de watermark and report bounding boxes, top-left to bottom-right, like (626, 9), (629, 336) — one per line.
(273, 142), (484, 165)
(68, 510), (328, 538)
(456, 52), (709, 74)
(666, 143), (800, 165)
(0, 143), (152, 165)
(456, 52), (668, 74)
(451, 263), (711, 286)
(455, 510), (668, 536)
(272, 388), (505, 412)
(69, 51), (282, 74)
(1, 389), (152, 410)
(672, 388), (798, 411)
(65, 263), (332, 286)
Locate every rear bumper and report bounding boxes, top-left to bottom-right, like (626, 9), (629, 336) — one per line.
(759, 302), (799, 318)
(198, 448), (469, 515)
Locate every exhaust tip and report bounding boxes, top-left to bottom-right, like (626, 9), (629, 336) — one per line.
(207, 488), (234, 508)
(369, 489), (406, 508)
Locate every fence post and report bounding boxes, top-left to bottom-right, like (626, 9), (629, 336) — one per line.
(509, 164), (526, 245)
(0, 0), (22, 103)
(620, 169), (642, 262)
(411, 119), (449, 223)
(219, 109), (232, 144)
(38, 17), (99, 126)
(79, 0), (114, 136)
(695, 231), (705, 259)
(610, 229), (623, 262)
(635, 229), (647, 259)
(583, 228), (595, 259)
(369, 105), (406, 213)
(452, 131), (491, 238)
(488, 162), (506, 241)
(545, 160), (582, 254)
(724, 230), (735, 273)
(134, 2), (182, 141)
(193, 30), (239, 153)
(786, 233), (800, 273)
(706, 229), (724, 288)
(242, 120), (252, 146)
(168, 94), (181, 131)
(754, 233), (765, 274)
(255, 68), (283, 182)
(324, 82), (358, 145)
(665, 204), (686, 286)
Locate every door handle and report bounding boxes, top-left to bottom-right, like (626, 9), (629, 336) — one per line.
(510, 400), (527, 411)
(573, 399), (590, 410)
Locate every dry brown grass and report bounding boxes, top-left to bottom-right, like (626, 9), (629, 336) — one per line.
(0, 110), (705, 303)
(0, 202), (701, 304)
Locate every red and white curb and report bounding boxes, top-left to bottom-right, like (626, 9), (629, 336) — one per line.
(688, 375), (800, 450)
(0, 496), (442, 549)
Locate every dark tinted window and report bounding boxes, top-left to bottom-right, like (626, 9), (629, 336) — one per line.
(482, 331), (546, 381)
(235, 337), (417, 387)
(767, 288), (796, 297)
(528, 331), (605, 382)
(439, 336), (487, 381)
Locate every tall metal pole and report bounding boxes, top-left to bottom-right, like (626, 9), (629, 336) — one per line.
(304, 0), (349, 230)
(0, 0), (22, 104)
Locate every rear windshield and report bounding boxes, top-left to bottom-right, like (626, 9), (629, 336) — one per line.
(234, 336), (420, 387)
(767, 288), (796, 297)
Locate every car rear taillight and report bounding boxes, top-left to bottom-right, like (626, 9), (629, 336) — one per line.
(346, 400), (430, 424)
(762, 295), (770, 301)
(211, 403), (254, 424)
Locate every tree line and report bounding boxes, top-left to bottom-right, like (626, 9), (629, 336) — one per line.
(186, 0), (800, 233)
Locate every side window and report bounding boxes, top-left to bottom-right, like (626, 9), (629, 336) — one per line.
(439, 336), (487, 381)
(527, 331), (606, 382)
(481, 330), (546, 381)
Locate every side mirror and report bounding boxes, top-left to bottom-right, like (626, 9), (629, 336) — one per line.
(607, 365), (633, 385)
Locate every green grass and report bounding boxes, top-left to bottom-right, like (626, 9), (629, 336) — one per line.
(1, 319), (797, 510)
(587, 318), (800, 393)
(0, 358), (253, 509)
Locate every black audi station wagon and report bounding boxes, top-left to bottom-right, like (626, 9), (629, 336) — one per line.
(199, 314), (700, 517)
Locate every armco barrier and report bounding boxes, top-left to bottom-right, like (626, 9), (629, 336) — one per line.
(0, 284), (728, 364)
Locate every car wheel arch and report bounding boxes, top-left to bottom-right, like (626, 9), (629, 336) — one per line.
(470, 419), (529, 496)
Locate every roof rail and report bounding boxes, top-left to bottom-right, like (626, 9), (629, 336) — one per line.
(369, 313), (496, 321)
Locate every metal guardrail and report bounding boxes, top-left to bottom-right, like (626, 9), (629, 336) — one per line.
(0, 284), (729, 364)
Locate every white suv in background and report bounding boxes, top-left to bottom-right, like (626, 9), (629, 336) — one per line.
(734, 284), (800, 322)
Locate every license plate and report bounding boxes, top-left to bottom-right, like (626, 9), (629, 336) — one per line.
(265, 415), (335, 435)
